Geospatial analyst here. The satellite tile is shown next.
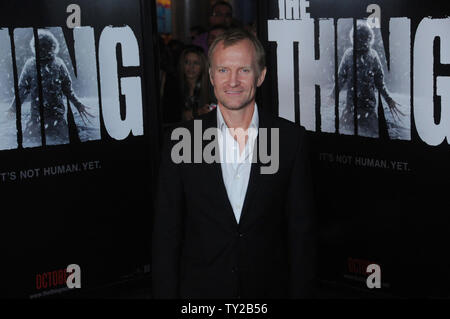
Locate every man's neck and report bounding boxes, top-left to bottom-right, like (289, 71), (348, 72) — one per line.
(218, 103), (255, 131)
(219, 103), (256, 155)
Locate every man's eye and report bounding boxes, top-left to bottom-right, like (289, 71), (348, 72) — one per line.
(218, 68), (227, 73)
(242, 68), (251, 73)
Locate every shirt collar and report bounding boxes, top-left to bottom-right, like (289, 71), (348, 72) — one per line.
(216, 103), (259, 132)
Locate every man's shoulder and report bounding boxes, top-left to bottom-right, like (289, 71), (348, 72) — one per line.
(259, 111), (308, 167)
(260, 108), (306, 137)
(161, 109), (306, 141)
(271, 115), (302, 129)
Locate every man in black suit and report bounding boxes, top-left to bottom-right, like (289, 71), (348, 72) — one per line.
(152, 28), (316, 299)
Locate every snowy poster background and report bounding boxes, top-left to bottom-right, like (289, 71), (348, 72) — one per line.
(330, 19), (411, 139)
(0, 27), (101, 149)
(260, 0), (450, 297)
(0, 0), (159, 298)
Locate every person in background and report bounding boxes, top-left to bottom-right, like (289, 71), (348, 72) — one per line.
(208, 1), (233, 28)
(207, 24), (228, 49)
(190, 25), (206, 43)
(193, 1), (234, 54)
(177, 45), (211, 121)
(244, 21), (257, 36)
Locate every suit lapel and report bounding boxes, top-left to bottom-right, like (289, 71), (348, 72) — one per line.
(200, 106), (274, 229)
(201, 109), (239, 229)
(238, 106), (273, 228)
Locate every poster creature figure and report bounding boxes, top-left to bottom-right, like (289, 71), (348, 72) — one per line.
(329, 21), (404, 136)
(7, 29), (93, 143)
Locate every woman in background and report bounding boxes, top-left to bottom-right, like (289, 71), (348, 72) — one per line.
(177, 45), (212, 121)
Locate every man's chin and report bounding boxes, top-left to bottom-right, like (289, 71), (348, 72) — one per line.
(220, 102), (251, 111)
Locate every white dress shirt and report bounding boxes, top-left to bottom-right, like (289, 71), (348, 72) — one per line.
(217, 104), (259, 224)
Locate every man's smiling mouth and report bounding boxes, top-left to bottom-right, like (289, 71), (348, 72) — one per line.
(225, 90), (243, 94)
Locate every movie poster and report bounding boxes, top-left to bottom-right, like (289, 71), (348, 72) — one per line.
(0, 0), (159, 298)
(259, 0), (450, 297)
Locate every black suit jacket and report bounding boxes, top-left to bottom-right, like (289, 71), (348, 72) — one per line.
(151, 106), (316, 299)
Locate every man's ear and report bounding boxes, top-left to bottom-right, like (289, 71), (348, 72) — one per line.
(257, 67), (267, 87)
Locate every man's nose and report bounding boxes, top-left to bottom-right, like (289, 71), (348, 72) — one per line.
(228, 71), (240, 87)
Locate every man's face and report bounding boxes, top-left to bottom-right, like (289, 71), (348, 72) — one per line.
(209, 39), (266, 112)
(209, 4), (232, 27)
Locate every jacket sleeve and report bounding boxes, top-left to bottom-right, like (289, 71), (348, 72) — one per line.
(151, 129), (185, 298)
(285, 126), (317, 298)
